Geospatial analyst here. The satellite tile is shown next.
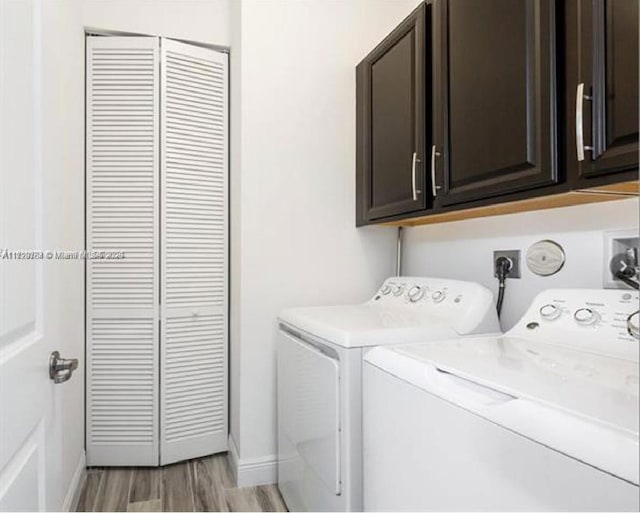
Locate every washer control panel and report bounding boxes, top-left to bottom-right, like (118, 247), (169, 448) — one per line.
(511, 289), (639, 360)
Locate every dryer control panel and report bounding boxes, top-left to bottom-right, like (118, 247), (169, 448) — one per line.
(372, 277), (487, 305)
(509, 289), (639, 361)
(369, 277), (500, 336)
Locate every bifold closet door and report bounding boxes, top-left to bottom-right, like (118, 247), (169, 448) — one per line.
(87, 36), (227, 467)
(160, 39), (229, 464)
(86, 36), (160, 466)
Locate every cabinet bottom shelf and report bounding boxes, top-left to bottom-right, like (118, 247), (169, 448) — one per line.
(382, 180), (638, 227)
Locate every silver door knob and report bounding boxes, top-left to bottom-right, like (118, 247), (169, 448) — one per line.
(49, 351), (78, 384)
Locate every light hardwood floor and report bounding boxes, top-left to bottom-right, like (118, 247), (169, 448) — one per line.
(76, 454), (287, 512)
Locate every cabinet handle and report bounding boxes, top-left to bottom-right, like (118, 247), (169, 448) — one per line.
(431, 145), (441, 197)
(411, 152), (422, 201)
(575, 83), (593, 161)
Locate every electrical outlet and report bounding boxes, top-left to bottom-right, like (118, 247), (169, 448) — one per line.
(603, 229), (639, 289)
(493, 250), (521, 279)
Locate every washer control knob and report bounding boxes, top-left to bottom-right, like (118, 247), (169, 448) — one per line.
(539, 304), (561, 321)
(627, 311), (639, 339)
(408, 286), (424, 303)
(392, 284), (405, 296)
(380, 284), (391, 295)
(432, 290), (445, 303)
(573, 307), (599, 326)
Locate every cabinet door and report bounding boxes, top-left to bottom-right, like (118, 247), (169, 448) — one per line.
(574, 0), (638, 181)
(356, 4), (429, 223)
(433, 0), (558, 206)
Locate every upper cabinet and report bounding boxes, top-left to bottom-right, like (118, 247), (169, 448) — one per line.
(356, 4), (430, 225)
(569, 0), (639, 186)
(356, 0), (638, 226)
(432, 0), (558, 206)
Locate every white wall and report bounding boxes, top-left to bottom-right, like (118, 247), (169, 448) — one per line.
(403, 198), (639, 330)
(229, 0), (243, 480)
(229, 0), (422, 485)
(83, 0), (230, 46)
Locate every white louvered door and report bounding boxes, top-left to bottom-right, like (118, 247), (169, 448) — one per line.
(87, 36), (228, 467)
(86, 37), (160, 466)
(160, 39), (228, 464)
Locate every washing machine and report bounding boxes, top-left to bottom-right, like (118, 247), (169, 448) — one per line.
(364, 288), (640, 511)
(276, 276), (500, 512)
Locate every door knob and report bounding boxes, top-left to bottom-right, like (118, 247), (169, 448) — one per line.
(49, 351), (78, 384)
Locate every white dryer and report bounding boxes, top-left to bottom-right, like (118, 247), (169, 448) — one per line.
(364, 288), (640, 511)
(276, 277), (500, 512)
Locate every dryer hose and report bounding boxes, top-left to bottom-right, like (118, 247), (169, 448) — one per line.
(495, 257), (511, 317)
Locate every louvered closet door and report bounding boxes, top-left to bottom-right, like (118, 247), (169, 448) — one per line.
(160, 39), (228, 464)
(86, 36), (160, 466)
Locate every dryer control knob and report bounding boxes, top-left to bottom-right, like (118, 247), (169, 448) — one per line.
(408, 286), (424, 302)
(392, 284), (405, 296)
(627, 311), (639, 339)
(574, 307), (600, 326)
(432, 290), (445, 303)
(380, 284), (391, 295)
(539, 304), (562, 321)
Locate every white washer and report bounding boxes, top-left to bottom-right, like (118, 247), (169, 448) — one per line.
(364, 288), (640, 512)
(276, 277), (500, 512)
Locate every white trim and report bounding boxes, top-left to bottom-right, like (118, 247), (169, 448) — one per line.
(227, 435), (277, 488)
(227, 434), (239, 485)
(83, 27), (229, 53)
(63, 450), (86, 512)
(236, 454), (278, 488)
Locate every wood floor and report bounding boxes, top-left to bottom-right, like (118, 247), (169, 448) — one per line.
(76, 454), (288, 512)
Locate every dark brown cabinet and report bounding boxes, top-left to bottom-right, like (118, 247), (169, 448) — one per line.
(569, 0), (638, 186)
(432, 0), (559, 206)
(356, 1), (638, 227)
(356, 4), (429, 225)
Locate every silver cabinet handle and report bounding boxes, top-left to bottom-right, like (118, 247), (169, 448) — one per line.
(411, 152), (422, 201)
(431, 145), (441, 197)
(575, 83), (593, 161)
(49, 351), (78, 384)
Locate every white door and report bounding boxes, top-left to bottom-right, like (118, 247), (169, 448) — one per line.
(160, 39), (229, 464)
(86, 35), (160, 467)
(85, 35), (228, 466)
(0, 0), (77, 510)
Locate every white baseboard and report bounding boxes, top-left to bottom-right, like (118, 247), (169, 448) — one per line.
(227, 435), (277, 488)
(227, 435), (239, 484)
(63, 450), (86, 512)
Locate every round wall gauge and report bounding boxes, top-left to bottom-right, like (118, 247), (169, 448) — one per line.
(526, 240), (565, 276)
